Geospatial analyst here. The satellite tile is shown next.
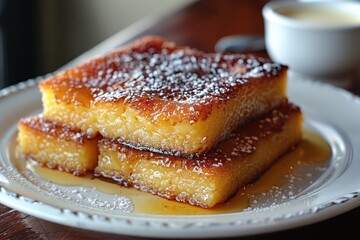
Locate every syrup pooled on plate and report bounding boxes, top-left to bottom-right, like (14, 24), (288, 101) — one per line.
(22, 129), (330, 215)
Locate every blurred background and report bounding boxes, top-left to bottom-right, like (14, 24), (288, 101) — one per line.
(0, 0), (193, 89)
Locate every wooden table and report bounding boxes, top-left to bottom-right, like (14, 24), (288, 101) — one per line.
(1, 0), (360, 239)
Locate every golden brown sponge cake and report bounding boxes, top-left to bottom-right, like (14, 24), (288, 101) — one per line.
(16, 101), (302, 208)
(39, 35), (287, 158)
(95, 101), (303, 208)
(17, 116), (99, 175)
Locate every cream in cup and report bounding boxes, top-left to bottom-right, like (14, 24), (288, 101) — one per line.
(263, 0), (360, 88)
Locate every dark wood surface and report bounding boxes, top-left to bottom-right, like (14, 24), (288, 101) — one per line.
(1, 0), (360, 239)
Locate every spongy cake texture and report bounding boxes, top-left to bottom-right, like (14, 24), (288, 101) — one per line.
(17, 35), (303, 208)
(17, 101), (302, 208)
(39, 36), (287, 157)
(95, 101), (302, 208)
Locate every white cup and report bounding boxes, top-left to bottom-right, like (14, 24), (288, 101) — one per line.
(263, 0), (360, 88)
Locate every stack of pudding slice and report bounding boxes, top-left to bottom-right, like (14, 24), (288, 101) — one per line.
(17, 36), (303, 208)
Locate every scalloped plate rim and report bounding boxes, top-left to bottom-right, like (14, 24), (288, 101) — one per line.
(0, 76), (360, 238)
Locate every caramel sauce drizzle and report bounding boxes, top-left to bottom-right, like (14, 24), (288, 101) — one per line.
(24, 130), (330, 215)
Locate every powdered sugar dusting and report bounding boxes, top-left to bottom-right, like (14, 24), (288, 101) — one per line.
(20, 115), (92, 144)
(23, 169), (133, 213)
(45, 37), (284, 105)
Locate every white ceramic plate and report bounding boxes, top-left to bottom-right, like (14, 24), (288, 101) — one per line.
(0, 76), (360, 239)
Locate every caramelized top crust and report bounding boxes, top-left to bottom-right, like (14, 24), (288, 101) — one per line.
(100, 101), (302, 171)
(19, 115), (94, 145)
(40, 35), (286, 121)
